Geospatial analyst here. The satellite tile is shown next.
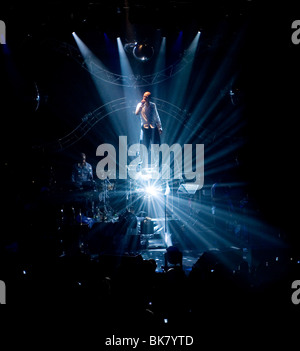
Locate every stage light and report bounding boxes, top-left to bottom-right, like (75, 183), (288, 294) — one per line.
(145, 185), (158, 197)
(133, 42), (154, 62)
(124, 41), (137, 54)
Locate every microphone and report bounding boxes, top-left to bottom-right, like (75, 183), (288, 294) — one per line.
(141, 99), (146, 104)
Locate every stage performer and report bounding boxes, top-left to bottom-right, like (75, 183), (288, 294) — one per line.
(71, 152), (93, 187)
(135, 91), (162, 167)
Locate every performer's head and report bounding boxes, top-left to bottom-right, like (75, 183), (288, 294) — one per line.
(142, 91), (151, 104)
(79, 152), (86, 165)
(143, 91), (151, 100)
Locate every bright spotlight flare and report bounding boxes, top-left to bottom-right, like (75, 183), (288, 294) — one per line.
(145, 185), (159, 197)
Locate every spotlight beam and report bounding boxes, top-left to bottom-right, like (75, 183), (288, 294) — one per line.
(153, 37), (166, 97)
(187, 29), (245, 135)
(117, 37), (135, 81)
(72, 32), (121, 104)
(164, 32), (201, 145)
(117, 37), (140, 143)
(171, 31), (201, 108)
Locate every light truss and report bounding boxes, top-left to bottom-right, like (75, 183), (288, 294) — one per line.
(45, 39), (195, 87)
(34, 97), (201, 151)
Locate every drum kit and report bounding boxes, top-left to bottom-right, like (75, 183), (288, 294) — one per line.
(56, 173), (118, 227)
(48, 166), (184, 255)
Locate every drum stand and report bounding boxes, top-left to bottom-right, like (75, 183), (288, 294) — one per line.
(98, 178), (114, 221)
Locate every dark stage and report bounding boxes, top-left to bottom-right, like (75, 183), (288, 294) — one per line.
(1, 0), (299, 341)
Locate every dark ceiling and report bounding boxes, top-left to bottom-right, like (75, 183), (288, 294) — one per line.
(2, 1), (253, 44)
